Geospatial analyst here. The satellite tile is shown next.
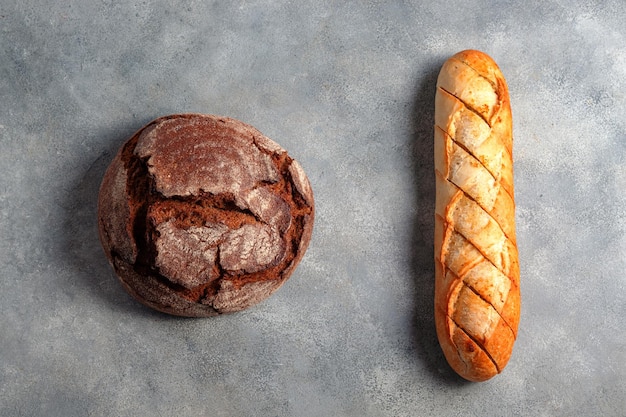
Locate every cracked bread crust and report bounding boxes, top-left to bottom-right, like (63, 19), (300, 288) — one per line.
(434, 51), (520, 381)
(98, 114), (314, 317)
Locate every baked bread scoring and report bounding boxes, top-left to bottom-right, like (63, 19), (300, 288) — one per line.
(98, 114), (314, 317)
(434, 50), (520, 381)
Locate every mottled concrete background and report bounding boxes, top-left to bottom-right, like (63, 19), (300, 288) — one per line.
(1, 1), (624, 416)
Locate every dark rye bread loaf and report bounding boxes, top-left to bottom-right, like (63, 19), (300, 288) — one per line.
(97, 114), (314, 317)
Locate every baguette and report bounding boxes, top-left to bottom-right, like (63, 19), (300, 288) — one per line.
(434, 50), (520, 381)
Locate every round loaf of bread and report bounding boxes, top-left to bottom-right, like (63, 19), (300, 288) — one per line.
(97, 114), (315, 317)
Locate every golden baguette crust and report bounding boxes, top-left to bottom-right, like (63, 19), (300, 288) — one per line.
(434, 50), (520, 382)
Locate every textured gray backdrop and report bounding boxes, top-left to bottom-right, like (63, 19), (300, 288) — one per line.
(1, 1), (625, 416)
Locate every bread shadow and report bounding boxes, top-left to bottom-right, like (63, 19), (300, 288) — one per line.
(408, 62), (470, 386)
(61, 120), (166, 318)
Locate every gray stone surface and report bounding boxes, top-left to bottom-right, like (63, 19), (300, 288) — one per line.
(1, 1), (625, 415)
